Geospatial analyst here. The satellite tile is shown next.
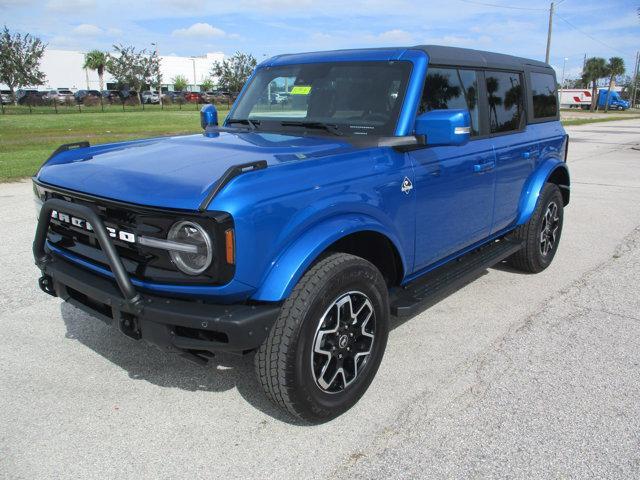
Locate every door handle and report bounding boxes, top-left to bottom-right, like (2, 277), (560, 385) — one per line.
(522, 149), (539, 160)
(473, 161), (495, 173)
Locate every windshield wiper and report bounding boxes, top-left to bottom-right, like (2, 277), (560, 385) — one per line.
(280, 121), (343, 136)
(227, 118), (260, 130)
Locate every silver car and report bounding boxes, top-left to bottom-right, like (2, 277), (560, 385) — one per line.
(43, 89), (74, 104)
(55, 89), (75, 104)
(141, 90), (160, 104)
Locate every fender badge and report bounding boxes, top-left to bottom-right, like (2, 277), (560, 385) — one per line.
(401, 177), (413, 194)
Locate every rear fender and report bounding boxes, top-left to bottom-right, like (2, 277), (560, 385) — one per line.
(516, 159), (570, 225)
(251, 215), (406, 302)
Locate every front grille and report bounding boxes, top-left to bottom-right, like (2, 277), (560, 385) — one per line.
(36, 183), (235, 285)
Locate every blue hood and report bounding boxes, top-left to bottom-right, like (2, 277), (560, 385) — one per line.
(37, 131), (354, 210)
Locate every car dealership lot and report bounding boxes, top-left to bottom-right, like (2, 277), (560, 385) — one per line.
(1, 119), (639, 479)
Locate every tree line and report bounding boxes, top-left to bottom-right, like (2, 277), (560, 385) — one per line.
(0, 25), (256, 106)
(577, 56), (627, 112)
(1, 25), (633, 112)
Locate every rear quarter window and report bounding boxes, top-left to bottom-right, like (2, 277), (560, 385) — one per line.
(530, 72), (558, 119)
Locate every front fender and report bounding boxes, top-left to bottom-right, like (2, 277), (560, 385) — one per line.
(251, 214), (407, 302)
(516, 159), (570, 225)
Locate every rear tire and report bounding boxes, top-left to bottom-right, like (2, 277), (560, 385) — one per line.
(255, 253), (389, 423)
(507, 183), (564, 273)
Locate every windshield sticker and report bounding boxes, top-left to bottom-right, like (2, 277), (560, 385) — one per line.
(290, 85), (312, 95)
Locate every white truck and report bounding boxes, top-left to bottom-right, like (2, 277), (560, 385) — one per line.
(559, 88), (592, 109)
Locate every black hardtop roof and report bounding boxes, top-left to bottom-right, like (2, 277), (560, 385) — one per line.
(414, 45), (551, 71)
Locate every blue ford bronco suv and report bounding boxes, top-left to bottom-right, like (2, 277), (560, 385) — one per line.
(33, 45), (569, 422)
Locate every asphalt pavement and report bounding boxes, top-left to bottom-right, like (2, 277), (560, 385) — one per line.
(1, 119), (639, 479)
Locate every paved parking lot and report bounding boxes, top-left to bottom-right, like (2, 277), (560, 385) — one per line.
(1, 119), (639, 479)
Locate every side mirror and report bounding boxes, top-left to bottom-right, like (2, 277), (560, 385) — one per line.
(414, 109), (471, 146)
(200, 103), (218, 129)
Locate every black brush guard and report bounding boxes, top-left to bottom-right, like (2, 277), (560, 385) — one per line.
(34, 198), (280, 362)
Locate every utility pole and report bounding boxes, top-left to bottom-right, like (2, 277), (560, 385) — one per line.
(632, 51), (640, 109)
(545, 2), (554, 64)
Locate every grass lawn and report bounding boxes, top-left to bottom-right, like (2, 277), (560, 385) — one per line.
(0, 108), (638, 181)
(561, 115), (640, 126)
(0, 109), (228, 181)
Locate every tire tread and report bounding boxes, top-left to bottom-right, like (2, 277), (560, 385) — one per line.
(255, 253), (365, 418)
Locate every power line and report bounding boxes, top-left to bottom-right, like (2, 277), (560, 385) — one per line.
(555, 14), (632, 57)
(456, 0), (547, 11)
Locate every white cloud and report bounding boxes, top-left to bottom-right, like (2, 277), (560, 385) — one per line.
(172, 23), (226, 38)
(72, 24), (103, 36)
(374, 29), (414, 44)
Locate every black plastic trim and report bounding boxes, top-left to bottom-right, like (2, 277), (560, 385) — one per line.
(44, 141), (90, 165)
(390, 237), (523, 318)
(38, 255), (280, 354)
(198, 160), (268, 211)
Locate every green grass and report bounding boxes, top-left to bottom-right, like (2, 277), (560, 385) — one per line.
(561, 115), (640, 126)
(0, 102), (232, 115)
(1, 108), (638, 181)
(0, 109), (228, 181)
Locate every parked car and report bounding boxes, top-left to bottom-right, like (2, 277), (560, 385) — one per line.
(162, 91), (185, 102)
(33, 45), (569, 423)
(119, 90), (138, 101)
(101, 90), (121, 103)
(16, 89), (41, 105)
(273, 92), (290, 104)
(41, 90), (58, 103)
(1, 90), (12, 104)
(53, 89), (75, 104)
(201, 91), (216, 102)
(202, 90), (231, 104)
(183, 91), (203, 103)
(141, 90), (160, 104)
(74, 90), (102, 104)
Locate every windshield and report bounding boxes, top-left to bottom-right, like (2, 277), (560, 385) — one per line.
(229, 61), (412, 137)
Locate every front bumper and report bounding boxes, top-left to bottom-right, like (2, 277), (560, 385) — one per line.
(34, 198), (280, 361)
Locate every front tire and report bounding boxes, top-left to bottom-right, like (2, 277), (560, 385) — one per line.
(507, 183), (564, 273)
(255, 253), (389, 422)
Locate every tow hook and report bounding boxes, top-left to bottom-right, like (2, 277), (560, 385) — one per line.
(38, 275), (56, 297)
(118, 312), (142, 340)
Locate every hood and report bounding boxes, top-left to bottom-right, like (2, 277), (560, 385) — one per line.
(37, 131), (355, 210)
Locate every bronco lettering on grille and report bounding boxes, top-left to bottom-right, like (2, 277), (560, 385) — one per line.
(51, 210), (136, 244)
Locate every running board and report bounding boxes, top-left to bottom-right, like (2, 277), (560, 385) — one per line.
(390, 238), (523, 318)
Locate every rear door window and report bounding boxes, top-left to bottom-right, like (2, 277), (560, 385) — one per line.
(484, 71), (524, 134)
(530, 72), (558, 119)
(419, 67), (480, 136)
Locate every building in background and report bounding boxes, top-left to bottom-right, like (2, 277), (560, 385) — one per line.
(23, 49), (224, 92)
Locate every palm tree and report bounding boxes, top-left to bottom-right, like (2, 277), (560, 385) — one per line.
(581, 57), (607, 112)
(486, 76), (502, 130)
(83, 50), (107, 92)
(603, 57), (625, 112)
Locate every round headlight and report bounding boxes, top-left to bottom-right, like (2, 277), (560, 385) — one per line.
(167, 221), (213, 275)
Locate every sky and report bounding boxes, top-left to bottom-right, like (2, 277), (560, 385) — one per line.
(2, 0), (638, 81)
